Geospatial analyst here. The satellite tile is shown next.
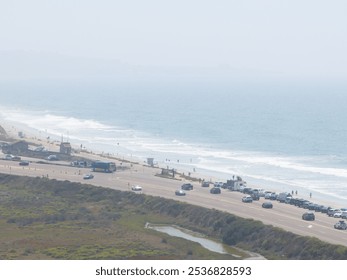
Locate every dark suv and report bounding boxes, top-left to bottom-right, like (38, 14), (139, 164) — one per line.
(210, 187), (221, 194)
(262, 202), (273, 209)
(251, 192), (260, 201)
(302, 212), (315, 221)
(181, 183), (193, 191)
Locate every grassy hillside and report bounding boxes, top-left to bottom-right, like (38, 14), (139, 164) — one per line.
(0, 173), (346, 260)
(0, 174), (245, 260)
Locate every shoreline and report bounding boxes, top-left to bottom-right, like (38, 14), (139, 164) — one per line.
(1, 119), (346, 209)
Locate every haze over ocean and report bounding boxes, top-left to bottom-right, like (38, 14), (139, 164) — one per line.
(1, 80), (347, 207)
(1, 1), (347, 207)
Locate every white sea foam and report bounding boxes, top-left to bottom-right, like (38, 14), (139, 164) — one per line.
(1, 104), (347, 206)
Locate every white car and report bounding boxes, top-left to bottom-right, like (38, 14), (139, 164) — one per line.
(131, 185), (142, 191)
(242, 195), (253, 203)
(334, 211), (342, 218)
(47, 155), (58, 161)
(83, 174), (94, 180)
(175, 190), (186, 196)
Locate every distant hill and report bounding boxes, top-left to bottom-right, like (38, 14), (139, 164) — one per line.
(0, 125), (9, 141)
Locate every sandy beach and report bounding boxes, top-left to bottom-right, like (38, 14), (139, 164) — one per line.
(0, 119), (343, 208)
(2, 120), (347, 247)
(0, 119), (224, 187)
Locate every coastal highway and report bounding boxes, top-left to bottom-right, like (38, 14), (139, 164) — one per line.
(1, 158), (347, 247)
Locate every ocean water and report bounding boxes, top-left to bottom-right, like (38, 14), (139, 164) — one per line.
(1, 80), (347, 206)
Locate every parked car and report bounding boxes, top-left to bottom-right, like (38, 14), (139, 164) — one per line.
(265, 192), (277, 200)
(277, 192), (292, 203)
(295, 199), (310, 208)
(264, 192), (272, 199)
(251, 192), (260, 201)
(341, 212), (347, 219)
(242, 187), (253, 194)
(71, 161), (87, 167)
(333, 211), (343, 218)
(314, 205), (325, 212)
(262, 202), (273, 209)
(47, 155), (58, 161)
(210, 187), (221, 194)
(242, 195), (253, 203)
(83, 174), (94, 180)
(302, 212), (315, 221)
(131, 185), (142, 191)
(214, 182), (224, 188)
(327, 208), (340, 217)
(175, 190), (186, 196)
(19, 160), (29, 166)
(4, 154), (14, 160)
(34, 146), (45, 152)
(334, 220), (347, 230)
(252, 188), (265, 197)
(319, 206), (330, 214)
(201, 181), (210, 187)
(302, 202), (311, 209)
(181, 183), (193, 191)
(308, 203), (319, 210)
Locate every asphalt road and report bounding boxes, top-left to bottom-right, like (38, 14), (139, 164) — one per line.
(1, 157), (347, 247)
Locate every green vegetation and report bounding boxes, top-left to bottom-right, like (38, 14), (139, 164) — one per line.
(0, 173), (347, 260)
(0, 174), (241, 260)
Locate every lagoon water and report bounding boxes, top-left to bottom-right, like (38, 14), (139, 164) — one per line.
(1, 80), (347, 206)
(146, 224), (228, 255)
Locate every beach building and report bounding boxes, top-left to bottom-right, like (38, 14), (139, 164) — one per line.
(147, 158), (155, 167)
(60, 142), (72, 155)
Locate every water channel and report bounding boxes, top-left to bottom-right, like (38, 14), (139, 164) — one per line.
(145, 223), (266, 259)
(145, 223), (235, 255)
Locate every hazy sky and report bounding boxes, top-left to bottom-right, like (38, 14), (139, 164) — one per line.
(0, 0), (346, 82)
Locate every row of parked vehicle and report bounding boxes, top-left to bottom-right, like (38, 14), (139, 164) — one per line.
(236, 186), (347, 230)
(242, 187), (347, 217)
(177, 181), (347, 231)
(286, 197), (347, 221)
